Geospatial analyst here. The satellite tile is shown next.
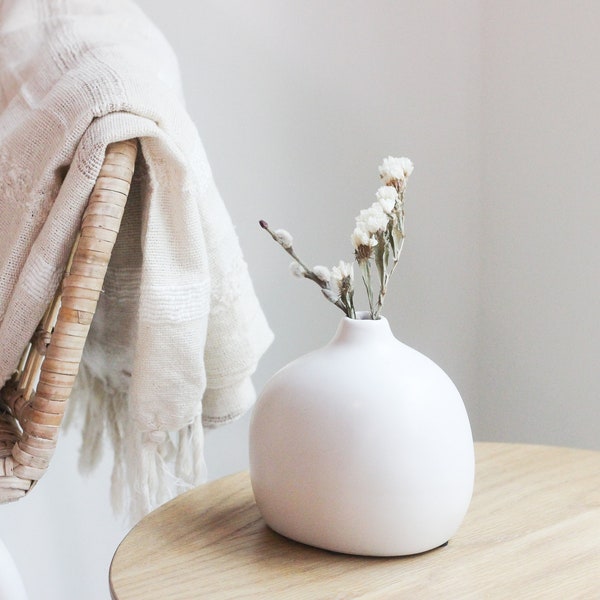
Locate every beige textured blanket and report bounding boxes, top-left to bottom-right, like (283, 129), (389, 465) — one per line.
(0, 0), (272, 519)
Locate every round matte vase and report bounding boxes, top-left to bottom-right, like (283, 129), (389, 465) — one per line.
(249, 315), (474, 556)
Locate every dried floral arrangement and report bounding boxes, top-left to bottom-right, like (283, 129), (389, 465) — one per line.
(260, 156), (413, 320)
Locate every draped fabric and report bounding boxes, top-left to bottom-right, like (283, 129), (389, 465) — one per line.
(0, 0), (273, 519)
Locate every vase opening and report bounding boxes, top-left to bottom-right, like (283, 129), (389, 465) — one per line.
(353, 310), (382, 321)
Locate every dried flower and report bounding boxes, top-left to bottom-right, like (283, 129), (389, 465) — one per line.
(376, 186), (398, 214)
(331, 260), (354, 286)
(351, 227), (377, 250)
(260, 155), (412, 319)
(330, 260), (355, 318)
(378, 156), (414, 185)
(355, 202), (389, 235)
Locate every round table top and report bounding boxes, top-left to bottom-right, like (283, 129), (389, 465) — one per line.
(109, 442), (600, 599)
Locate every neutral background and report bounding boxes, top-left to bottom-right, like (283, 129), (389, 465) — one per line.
(1, 1), (599, 598)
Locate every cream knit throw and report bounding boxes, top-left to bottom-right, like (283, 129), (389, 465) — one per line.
(0, 0), (273, 519)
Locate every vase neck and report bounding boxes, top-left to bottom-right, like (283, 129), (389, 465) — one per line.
(330, 315), (395, 346)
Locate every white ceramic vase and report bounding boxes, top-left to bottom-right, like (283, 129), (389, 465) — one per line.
(249, 314), (474, 556)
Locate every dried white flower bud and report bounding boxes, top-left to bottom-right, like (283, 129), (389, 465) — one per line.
(350, 227), (371, 250)
(378, 156), (414, 185)
(376, 185), (399, 214)
(399, 157), (414, 178)
(331, 260), (354, 284)
(312, 265), (331, 283)
(274, 229), (293, 248)
(351, 227), (376, 250)
(352, 203), (388, 249)
(289, 262), (305, 278)
(356, 202), (389, 234)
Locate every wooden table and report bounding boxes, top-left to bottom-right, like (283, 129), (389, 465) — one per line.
(109, 443), (600, 599)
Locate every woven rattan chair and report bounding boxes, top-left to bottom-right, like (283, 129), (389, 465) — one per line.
(0, 139), (137, 503)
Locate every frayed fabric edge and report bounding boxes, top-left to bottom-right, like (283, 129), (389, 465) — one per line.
(68, 362), (207, 523)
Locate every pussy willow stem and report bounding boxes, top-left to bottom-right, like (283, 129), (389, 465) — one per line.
(260, 220), (349, 315)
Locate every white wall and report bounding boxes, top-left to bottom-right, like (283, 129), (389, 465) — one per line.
(478, 0), (600, 449)
(1, 1), (598, 599)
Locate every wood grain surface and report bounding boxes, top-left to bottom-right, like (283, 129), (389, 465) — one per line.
(109, 443), (600, 599)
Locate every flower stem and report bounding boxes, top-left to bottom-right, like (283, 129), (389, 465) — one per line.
(260, 220), (350, 316)
(358, 258), (375, 318)
(373, 197), (405, 319)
